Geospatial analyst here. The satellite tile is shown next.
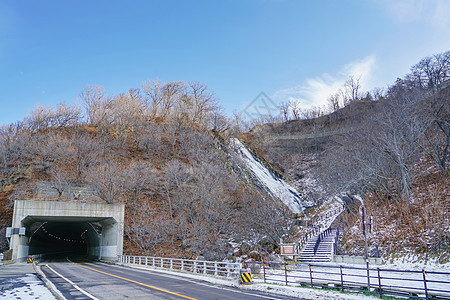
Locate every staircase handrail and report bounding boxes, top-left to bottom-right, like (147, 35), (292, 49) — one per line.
(296, 225), (321, 253)
(296, 204), (345, 255)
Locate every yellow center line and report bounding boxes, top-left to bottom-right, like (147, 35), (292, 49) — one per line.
(76, 264), (198, 300)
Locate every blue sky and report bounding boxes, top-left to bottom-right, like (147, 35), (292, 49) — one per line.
(1, 0), (449, 126)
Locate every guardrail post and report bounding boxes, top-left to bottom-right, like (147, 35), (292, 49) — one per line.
(422, 269), (428, 299)
(377, 268), (382, 298)
(214, 262), (218, 276)
(284, 262), (288, 286)
(161, 258), (164, 268)
(194, 261), (197, 273)
(226, 264), (230, 278)
(170, 259), (173, 270)
(133, 256), (136, 264)
(309, 264), (313, 287)
(145, 257), (148, 266)
(340, 265), (344, 291)
(203, 262), (207, 274)
(181, 260), (184, 271)
(152, 257), (155, 267)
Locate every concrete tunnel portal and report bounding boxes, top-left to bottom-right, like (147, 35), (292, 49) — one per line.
(9, 200), (124, 261)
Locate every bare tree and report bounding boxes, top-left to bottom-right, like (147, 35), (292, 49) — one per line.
(327, 93), (341, 112)
(344, 76), (361, 104)
(125, 201), (170, 255)
(239, 192), (293, 251)
(210, 112), (229, 136)
(371, 87), (385, 101)
(161, 81), (184, 121)
(186, 81), (218, 127)
(48, 165), (72, 199)
(79, 85), (108, 125)
(121, 160), (158, 203)
(142, 79), (164, 119)
(280, 101), (291, 121)
(53, 102), (82, 128)
(24, 104), (54, 131)
(409, 50), (450, 89)
(0, 123), (25, 187)
(86, 159), (123, 204)
(415, 83), (450, 172)
(71, 131), (101, 182)
(24, 132), (71, 174)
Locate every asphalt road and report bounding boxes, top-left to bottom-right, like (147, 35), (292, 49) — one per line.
(39, 261), (298, 300)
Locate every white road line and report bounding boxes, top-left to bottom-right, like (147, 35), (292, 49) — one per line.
(104, 263), (284, 300)
(46, 265), (99, 300)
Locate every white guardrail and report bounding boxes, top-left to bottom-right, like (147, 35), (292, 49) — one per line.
(118, 255), (242, 278)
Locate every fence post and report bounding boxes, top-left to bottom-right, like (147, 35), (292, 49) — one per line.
(145, 257), (148, 266)
(194, 261), (197, 273)
(340, 265), (344, 291)
(226, 264), (230, 278)
(161, 258), (164, 268)
(152, 257), (155, 267)
(214, 262), (218, 276)
(170, 259), (173, 270)
(263, 260), (266, 283)
(181, 260), (184, 271)
(309, 264), (313, 287)
(366, 260), (370, 292)
(284, 262), (288, 286)
(377, 268), (382, 298)
(203, 262), (207, 274)
(422, 269), (428, 299)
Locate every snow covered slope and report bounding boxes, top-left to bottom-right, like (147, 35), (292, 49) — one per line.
(231, 138), (304, 214)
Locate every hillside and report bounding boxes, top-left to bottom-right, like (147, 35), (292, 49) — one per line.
(1, 52), (449, 264)
(239, 53), (450, 263)
(0, 82), (295, 261)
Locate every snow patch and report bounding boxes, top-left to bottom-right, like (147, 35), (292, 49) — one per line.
(0, 273), (56, 300)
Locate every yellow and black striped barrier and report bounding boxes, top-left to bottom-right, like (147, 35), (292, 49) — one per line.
(27, 256), (34, 263)
(240, 272), (252, 284)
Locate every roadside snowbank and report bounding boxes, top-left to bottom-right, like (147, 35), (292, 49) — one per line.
(0, 273), (56, 300)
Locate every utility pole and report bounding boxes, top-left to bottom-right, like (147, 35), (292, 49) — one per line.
(359, 205), (372, 291)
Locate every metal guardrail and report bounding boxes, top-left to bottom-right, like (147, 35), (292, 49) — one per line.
(118, 255), (241, 278)
(247, 261), (450, 299)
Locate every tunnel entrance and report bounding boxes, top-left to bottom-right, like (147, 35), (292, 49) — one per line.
(9, 200), (124, 262)
(29, 221), (90, 257)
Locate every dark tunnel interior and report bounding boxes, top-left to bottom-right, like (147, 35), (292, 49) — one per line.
(27, 220), (101, 258)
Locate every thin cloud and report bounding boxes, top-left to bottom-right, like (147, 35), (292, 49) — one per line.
(381, 0), (450, 29)
(273, 55), (376, 109)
